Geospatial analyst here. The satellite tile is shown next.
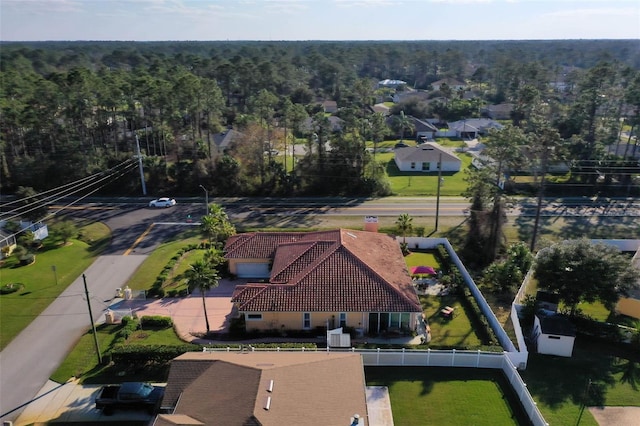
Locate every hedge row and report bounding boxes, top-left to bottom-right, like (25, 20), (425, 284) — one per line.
(140, 315), (173, 329)
(460, 287), (500, 347)
(147, 242), (208, 298)
(109, 344), (200, 366)
(202, 342), (318, 349)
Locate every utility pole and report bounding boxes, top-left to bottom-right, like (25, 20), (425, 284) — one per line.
(82, 274), (102, 364)
(530, 147), (549, 252)
(435, 153), (442, 232)
(135, 134), (147, 196)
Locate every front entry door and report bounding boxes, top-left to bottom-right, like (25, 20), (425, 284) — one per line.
(368, 313), (379, 334)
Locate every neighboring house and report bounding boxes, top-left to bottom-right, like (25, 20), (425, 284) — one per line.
(320, 100), (338, 114)
(411, 117), (439, 141)
(158, 351), (368, 426)
(431, 78), (466, 92)
(443, 119), (504, 139)
(378, 79), (407, 89)
(531, 311), (576, 357)
(0, 228), (16, 258)
(616, 247), (640, 319)
(392, 90), (431, 104)
(369, 103), (390, 116)
(481, 103), (514, 120)
(394, 143), (462, 173)
(212, 129), (243, 154)
(301, 116), (344, 134)
(226, 229), (422, 334)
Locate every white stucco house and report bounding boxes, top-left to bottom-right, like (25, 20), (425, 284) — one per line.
(394, 143), (461, 173)
(531, 311), (576, 357)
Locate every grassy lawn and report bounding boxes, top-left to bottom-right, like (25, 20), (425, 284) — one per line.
(521, 339), (640, 426)
(420, 294), (484, 347)
(371, 146), (472, 196)
(51, 323), (186, 384)
(126, 229), (204, 292)
(0, 222), (111, 350)
(404, 250), (439, 270)
(366, 366), (529, 426)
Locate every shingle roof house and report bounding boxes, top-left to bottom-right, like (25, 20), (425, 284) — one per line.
(394, 143), (462, 173)
(226, 229), (422, 334)
(212, 129), (243, 153)
(157, 352), (368, 426)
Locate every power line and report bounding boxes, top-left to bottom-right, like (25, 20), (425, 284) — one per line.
(0, 160), (137, 222)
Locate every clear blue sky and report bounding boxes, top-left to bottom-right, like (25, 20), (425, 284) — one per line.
(1, 0), (639, 41)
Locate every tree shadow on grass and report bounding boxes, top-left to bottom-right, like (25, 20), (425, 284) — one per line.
(520, 341), (617, 409)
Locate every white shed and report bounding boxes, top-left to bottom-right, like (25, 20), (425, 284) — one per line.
(532, 311), (576, 357)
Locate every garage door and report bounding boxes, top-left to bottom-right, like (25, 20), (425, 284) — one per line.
(236, 263), (270, 278)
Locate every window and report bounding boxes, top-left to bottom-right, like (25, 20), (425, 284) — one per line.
(422, 162), (430, 171)
(390, 313), (400, 328)
(246, 313), (263, 321)
(339, 312), (347, 327)
(303, 312), (311, 329)
(400, 313), (410, 330)
(548, 335), (561, 340)
(410, 162), (416, 169)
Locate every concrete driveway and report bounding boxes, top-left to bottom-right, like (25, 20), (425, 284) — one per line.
(107, 278), (239, 339)
(16, 379), (159, 425)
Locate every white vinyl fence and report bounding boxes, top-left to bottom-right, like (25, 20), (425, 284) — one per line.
(202, 346), (548, 426)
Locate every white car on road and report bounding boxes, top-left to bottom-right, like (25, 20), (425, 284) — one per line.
(148, 197), (176, 208)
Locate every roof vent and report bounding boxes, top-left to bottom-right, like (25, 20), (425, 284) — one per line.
(346, 232), (357, 239)
(264, 396), (272, 411)
(268, 379), (274, 392)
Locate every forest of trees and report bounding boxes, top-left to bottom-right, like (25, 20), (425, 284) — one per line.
(1, 39), (639, 198)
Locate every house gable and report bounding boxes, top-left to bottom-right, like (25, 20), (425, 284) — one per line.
(228, 229), (421, 313)
(163, 352), (368, 426)
(394, 143), (461, 173)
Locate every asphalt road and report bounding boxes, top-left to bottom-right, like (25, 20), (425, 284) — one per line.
(0, 256), (147, 422)
(54, 196), (640, 224)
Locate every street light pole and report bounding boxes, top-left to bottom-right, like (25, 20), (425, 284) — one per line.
(435, 153), (442, 232)
(199, 185), (209, 216)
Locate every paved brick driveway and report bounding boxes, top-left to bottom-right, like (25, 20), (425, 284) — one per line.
(109, 278), (241, 340)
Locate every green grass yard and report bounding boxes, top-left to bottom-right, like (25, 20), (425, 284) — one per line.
(381, 151), (473, 196)
(126, 230), (203, 292)
(0, 222), (111, 350)
(51, 323), (185, 384)
(521, 339), (640, 426)
(366, 366), (529, 426)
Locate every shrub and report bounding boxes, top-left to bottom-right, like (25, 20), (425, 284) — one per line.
(109, 344), (200, 366)
(19, 253), (35, 266)
(13, 245), (27, 258)
(0, 283), (23, 294)
(140, 315), (173, 328)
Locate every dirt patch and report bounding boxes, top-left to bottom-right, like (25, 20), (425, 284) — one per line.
(588, 406), (640, 426)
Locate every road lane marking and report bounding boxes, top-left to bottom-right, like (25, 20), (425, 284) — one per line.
(124, 224), (155, 256)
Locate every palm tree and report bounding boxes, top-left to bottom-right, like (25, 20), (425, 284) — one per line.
(395, 213), (413, 245)
(393, 111), (414, 143)
(184, 259), (220, 333)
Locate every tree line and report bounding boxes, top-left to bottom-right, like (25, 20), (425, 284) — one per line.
(1, 40), (638, 200)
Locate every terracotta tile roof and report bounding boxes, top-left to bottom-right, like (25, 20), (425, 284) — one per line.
(270, 240), (335, 283)
(163, 352), (368, 426)
(224, 230), (342, 259)
(229, 229), (421, 312)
